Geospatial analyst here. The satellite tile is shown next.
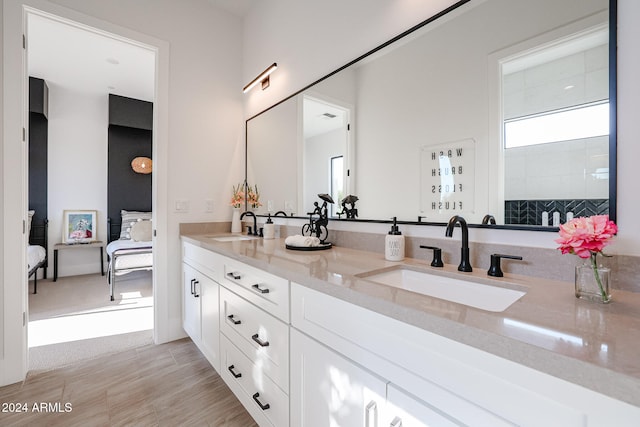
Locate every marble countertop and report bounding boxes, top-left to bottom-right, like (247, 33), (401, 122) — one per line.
(181, 233), (640, 407)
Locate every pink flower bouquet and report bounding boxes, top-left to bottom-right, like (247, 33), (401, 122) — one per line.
(555, 215), (617, 259)
(556, 215), (617, 302)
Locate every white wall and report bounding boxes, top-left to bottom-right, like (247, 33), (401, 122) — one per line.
(246, 97), (299, 214)
(303, 128), (345, 211)
(615, 0), (640, 256)
(243, 0), (460, 117)
(47, 86), (108, 276)
(0, 0), (5, 358)
(243, 0), (640, 256)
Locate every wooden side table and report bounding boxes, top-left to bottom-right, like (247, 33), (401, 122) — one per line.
(53, 241), (105, 282)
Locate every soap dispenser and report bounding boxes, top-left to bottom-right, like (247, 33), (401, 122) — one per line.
(385, 217), (405, 261)
(263, 214), (275, 239)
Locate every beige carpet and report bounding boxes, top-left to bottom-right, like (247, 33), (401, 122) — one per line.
(28, 270), (153, 372)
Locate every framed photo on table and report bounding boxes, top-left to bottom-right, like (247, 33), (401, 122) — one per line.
(63, 210), (97, 243)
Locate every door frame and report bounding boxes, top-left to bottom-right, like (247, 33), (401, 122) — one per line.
(1, 0), (170, 385)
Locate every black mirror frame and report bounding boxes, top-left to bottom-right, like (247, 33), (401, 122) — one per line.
(245, 0), (617, 232)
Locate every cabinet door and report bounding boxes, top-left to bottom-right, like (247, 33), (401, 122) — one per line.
(182, 263), (201, 341)
(291, 329), (387, 427)
(383, 384), (465, 427)
(200, 273), (219, 372)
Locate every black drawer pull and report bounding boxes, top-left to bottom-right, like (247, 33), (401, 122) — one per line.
(193, 280), (199, 298)
(252, 392), (270, 410)
(227, 314), (241, 325)
(228, 365), (242, 378)
(190, 278), (196, 295)
(252, 333), (270, 347)
(227, 272), (241, 280)
(252, 283), (270, 294)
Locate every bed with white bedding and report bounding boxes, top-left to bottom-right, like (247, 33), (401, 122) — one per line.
(106, 210), (153, 301)
(28, 244), (46, 272)
(28, 213), (48, 294)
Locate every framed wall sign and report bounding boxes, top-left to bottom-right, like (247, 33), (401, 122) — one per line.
(420, 139), (476, 221)
(63, 210), (97, 243)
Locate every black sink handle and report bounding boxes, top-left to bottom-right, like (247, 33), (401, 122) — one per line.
(488, 253), (523, 277)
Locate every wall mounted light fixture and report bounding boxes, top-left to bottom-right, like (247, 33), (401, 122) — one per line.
(131, 156), (152, 174)
(243, 63), (278, 93)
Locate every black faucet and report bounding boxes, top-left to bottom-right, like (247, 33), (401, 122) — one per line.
(445, 215), (472, 272)
(481, 214), (496, 225)
(274, 211), (287, 217)
(240, 211), (260, 236)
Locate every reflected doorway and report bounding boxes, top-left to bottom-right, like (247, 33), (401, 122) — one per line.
(302, 96), (351, 216)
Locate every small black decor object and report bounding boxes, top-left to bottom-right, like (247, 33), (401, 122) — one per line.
(302, 193), (334, 244)
(339, 195), (359, 219)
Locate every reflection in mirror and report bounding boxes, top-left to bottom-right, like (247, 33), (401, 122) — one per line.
(246, 0), (614, 229)
(500, 26), (609, 226)
(302, 96), (351, 217)
(246, 99), (299, 214)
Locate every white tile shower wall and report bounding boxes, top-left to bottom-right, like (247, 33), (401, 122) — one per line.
(504, 136), (608, 200)
(503, 45), (608, 119)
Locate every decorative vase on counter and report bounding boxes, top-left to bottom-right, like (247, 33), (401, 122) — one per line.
(231, 208), (242, 233)
(575, 262), (611, 304)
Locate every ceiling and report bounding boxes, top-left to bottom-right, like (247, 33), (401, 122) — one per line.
(28, 13), (156, 102)
(27, 2), (258, 105)
(303, 97), (348, 139)
(206, 0), (258, 17)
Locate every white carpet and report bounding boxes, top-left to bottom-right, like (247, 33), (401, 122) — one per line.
(28, 270), (153, 372)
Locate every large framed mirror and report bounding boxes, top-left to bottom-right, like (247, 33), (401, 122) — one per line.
(246, 0), (616, 230)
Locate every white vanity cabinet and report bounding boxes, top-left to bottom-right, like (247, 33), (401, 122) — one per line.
(182, 242), (220, 371)
(291, 329), (465, 427)
(291, 282), (640, 427)
(217, 253), (290, 427)
(291, 328), (387, 427)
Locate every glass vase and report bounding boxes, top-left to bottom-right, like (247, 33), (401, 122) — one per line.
(575, 263), (611, 303)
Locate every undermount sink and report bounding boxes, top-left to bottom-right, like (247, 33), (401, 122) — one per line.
(357, 267), (526, 312)
(206, 235), (258, 242)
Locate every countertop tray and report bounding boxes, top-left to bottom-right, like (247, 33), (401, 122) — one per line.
(286, 242), (332, 251)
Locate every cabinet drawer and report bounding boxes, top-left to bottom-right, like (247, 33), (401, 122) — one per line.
(220, 286), (289, 391)
(182, 241), (219, 279)
(220, 334), (289, 427)
(220, 256), (289, 322)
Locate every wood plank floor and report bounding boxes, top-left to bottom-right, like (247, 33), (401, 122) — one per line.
(0, 338), (257, 426)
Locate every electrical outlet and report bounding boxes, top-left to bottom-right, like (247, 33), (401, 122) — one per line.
(267, 200), (274, 212)
(205, 199), (214, 213)
(175, 200), (190, 213)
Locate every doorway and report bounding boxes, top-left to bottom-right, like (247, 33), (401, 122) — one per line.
(26, 9), (157, 370)
(302, 95), (352, 216)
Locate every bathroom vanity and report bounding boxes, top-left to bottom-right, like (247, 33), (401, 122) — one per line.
(181, 233), (640, 426)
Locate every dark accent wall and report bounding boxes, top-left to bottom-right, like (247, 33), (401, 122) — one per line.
(29, 76), (49, 118)
(108, 94), (153, 130)
(107, 95), (153, 242)
(28, 77), (48, 246)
